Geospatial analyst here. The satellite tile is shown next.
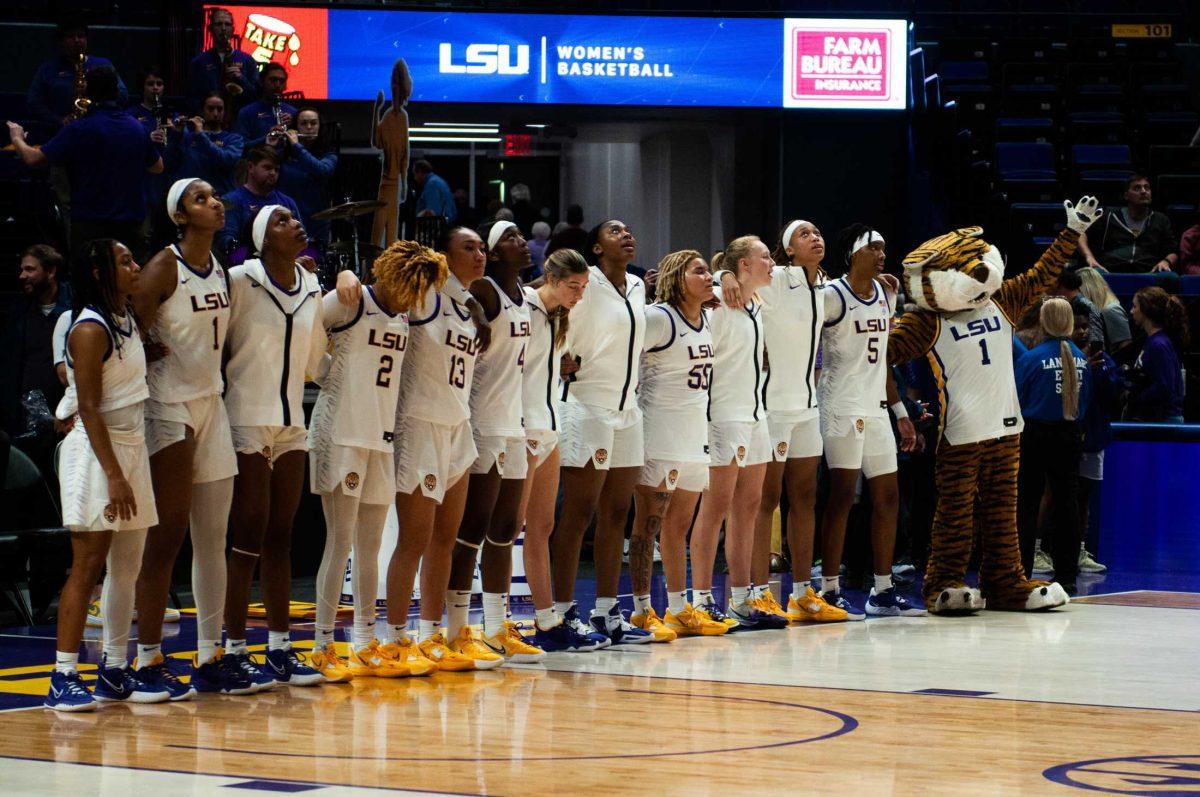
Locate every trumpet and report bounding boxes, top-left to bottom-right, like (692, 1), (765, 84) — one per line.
(222, 34), (244, 97)
(66, 52), (91, 123)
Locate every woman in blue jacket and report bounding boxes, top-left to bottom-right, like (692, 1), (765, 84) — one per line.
(1015, 297), (1092, 594)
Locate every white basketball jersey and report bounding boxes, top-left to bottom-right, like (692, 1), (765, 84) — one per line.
(708, 287), (766, 424)
(521, 287), (561, 433)
(639, 303), (713, 461)
(147, 245), (229, 405)
(561, 266), (646, 412)
(224, 260), (325, 429)
(57, 308), (149, 419)
(470, 277), (531, 438)
(309, 287), (409, 453)
(819, 277), (892, 418)
(759, 265), (824, 418)
(928, 300), (1024, 445)
(396, 271), (479, 427)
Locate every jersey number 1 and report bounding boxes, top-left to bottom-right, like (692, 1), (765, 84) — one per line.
(212, 318), (219, 350)
(978, 339), (991, 365)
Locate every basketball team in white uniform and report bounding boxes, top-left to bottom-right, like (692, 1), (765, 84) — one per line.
(44, 177), (923, 712)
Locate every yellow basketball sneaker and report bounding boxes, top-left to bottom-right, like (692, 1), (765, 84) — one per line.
(86, 599), (180, 628)
(630, 607), (677, 643)
(447, 627), (505, 670)
(376, 637), (437, 677)
(664, 604), (729, 636)
(310, 643), (354, 683)
(754, 588), (790, 622)
(419, 631), (479, 672)
(486, 622), (547, 663)
(787, 587), (849, 623)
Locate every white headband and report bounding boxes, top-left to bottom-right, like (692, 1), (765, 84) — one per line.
(166, 178), (200, 225)
(781, 219), (810, 251)
(252, 204), (284, 254)
(487, 220), (518, 251)
(851, 230), (885, 256)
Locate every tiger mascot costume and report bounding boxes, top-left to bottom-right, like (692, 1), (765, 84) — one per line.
(887, 196), (1103, 614)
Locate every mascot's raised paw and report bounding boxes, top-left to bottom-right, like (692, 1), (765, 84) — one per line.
(1024, 582), (1070, 611)
(1064, 195), (1103, 233)
(929, 587), (985, 616)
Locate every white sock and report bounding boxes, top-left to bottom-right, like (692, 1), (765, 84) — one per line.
(190, 478), (232, 654)
(554, 601), (574, 617)
(102, 651), (127, 670)
(226, 638), (248, 655)
(667, 590), (687, 614)
(752, 583), (767, 599)
(873, 574), (893, 593)
(419, 619), (438, 641)
(482, 592), (507, 637)
(136, 643), (161, 666)
(388, 624), (408, 644)
(314, 627), (335, 650)
(197, 640), (220, 664)
(446, 590), (472, 637)
(792, 581), (811, 601)
(633, 594), (652, 615)
(594, 596), (617, 615)
(55, 651), (79, 675)
(315, 490), (357, 643)
(693, 589), (713, 606)
(535, 607), (559, 630)
(353, 618), (376, 649)
(822, 575), (841, 594)
(268, 630), (290, 651)
(101, 526), (147, 671)
(730, 585), (749, 608)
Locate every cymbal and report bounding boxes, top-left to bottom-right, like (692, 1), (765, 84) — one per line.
(326, 241), (383, 257)
(311, 199), (386, 221)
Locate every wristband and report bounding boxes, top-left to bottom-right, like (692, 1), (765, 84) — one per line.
(889, 401), (909, 420)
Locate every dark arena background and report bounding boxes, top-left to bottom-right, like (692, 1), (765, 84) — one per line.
(0, 1), (1197, 794)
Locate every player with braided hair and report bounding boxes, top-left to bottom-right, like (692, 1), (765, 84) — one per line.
(309, 240), (448, 680)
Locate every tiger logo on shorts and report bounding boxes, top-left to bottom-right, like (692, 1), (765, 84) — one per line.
(261, 445), (273, 461)
(855, 419), (865, 433)
(498, 451), (507, 467)
(345, 472), (360, 491)
(595, 448), (609, 465)
(736, 445), (747, 461)
(528, 439), (540, 451)
(667, 469), (679, 486)
(424, 474), (438, 492)
(776, 442), (788, 458)
(103, 504), (117, 523)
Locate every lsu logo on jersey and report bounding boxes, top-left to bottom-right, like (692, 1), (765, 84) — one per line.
(190, 292), (230, 312)
(854, 318), (888, 334)
(510, 320), (531, 338)
(948, 315), (1001, 340)
(444, 330), (481, 356)
(369, 327), (407, 352)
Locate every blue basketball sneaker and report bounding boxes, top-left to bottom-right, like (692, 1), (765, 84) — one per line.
(231, 651), (278, 692)
(44, 670), (96, 712)
(563, 603), (610, 649)
(533, 620), (603, 653)
(865, 587), (927, 617)
(93, 656), (171, 703)
(264, 647), (325, 686)
(191, 651), (256, 695)
(590, 603), (654, 645)
(821, 591), (866, 621)
(134, 654), (195, 701)
(698, 599), (740, 632)
(726, 601), (788, 631)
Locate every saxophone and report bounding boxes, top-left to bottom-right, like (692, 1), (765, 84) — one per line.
(66, 52), (91, 123)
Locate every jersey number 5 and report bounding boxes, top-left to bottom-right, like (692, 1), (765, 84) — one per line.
(867, 336), (879, 364)
(376, 354), (394, 387)
(687, 363), (712, 390)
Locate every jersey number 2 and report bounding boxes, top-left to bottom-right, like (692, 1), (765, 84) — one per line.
(376, 355), (394, 387)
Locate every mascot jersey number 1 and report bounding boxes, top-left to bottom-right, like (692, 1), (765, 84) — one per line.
(887, 196), (1104, 614)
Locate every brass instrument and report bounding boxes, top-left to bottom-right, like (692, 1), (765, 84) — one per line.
(222, 34), (244, 97)
(66, 53), (91, 123)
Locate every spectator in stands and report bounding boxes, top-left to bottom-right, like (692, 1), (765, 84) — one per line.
(8, 66), (163, 261)
(1071, 297), (1119, 576)
(1126, 286), (1188, 423)
(1179, 213), (1200, 275)
(1078, 175), (1178, 274)
(412, 159), (456, 222)
(217, 146), (301, 261)
(127, 66), (169, 134)
(1, 245), (73, 439)
(1051, 270), (1104, 350)
(453, 188), (481, 230)
(509, 182), (537, 233)
(130, 67), (174, 253)
(525, 220), (551, 281)
(26, 20), (128, 131)
(1076, 267), (1133, 357)
(165, 92), (243, 196)
(187, 7), (260, 109)
(1016, 297), (1092, 595)
(233, 62), (295, 150)
(277, 107), (338, 245)
(546, 204), (588, 258)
